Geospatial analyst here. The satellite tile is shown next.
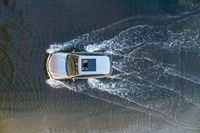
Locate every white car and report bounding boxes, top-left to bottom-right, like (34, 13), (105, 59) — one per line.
(46, 52), (112, 80)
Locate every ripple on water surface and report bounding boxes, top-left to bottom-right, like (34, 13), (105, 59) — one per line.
(46, 12), (200, 130)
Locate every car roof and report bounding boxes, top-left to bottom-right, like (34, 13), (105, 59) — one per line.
(78, 55), (111, 75)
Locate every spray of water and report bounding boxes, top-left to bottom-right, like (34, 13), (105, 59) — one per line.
(46, 13), (200, 129)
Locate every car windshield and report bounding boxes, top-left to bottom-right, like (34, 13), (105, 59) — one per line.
(67, 54), (79, 77)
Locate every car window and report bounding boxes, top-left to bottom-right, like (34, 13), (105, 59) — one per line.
(82, 59), (96, 71)
(67, 54), (79, 77)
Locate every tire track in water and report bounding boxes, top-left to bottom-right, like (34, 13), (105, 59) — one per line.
(87, 79), (200, 130)
(111, 53), (200, 108)
(46, 78), (200, 130)
(165, 68), (200, 85)
(109, 54), (200, 109)
(111, 62), (200, 108)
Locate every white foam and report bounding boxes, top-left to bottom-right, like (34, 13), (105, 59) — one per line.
(46, 79), (76, 91)
(46, 44), (63, 54)
(45, 13), (200, 129)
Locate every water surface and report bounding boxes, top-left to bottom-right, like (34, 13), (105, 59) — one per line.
(1, 0), (200, 133)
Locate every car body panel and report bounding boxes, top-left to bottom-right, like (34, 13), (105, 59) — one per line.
(46, 52), (112, 80)
(78, 55), (111, 76)
(46, 53), (69, 79)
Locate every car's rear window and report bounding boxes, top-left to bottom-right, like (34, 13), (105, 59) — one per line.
(82, 59), (96, 71)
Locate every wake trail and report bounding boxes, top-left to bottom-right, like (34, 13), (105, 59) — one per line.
(46, 12), (200, 129)
(87, 78), (200, 130)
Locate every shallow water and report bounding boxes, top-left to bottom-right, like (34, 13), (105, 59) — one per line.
(1, 0), (200, 133)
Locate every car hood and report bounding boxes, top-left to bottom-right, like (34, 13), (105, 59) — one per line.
(47, 53), (68, 79)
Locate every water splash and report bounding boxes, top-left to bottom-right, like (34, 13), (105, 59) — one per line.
(46, 12), (200, 129)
